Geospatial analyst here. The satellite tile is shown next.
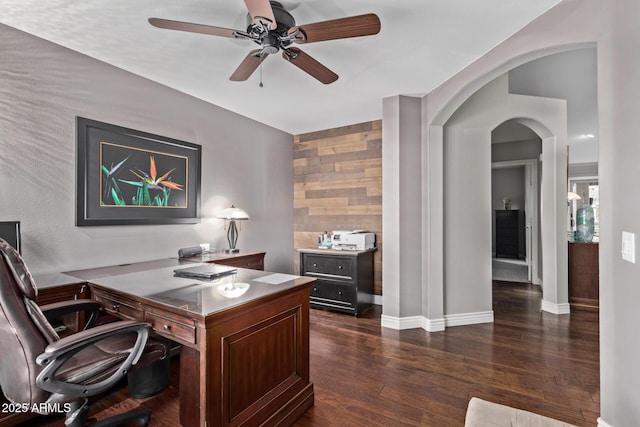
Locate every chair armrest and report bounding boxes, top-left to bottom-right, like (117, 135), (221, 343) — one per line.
(36, 320), (150, 398)
(40, 299), (102, 330)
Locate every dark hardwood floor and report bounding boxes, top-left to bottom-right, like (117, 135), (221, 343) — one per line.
(26, 280), (599, 426)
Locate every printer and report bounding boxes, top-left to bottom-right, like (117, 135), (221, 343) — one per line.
(331, 230), (375, 251)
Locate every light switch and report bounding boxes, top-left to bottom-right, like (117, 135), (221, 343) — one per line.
(622, 231), (635, 263)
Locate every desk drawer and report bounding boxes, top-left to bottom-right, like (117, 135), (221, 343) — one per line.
(145, 308), (196, 345)
(93, 290), (143, 321)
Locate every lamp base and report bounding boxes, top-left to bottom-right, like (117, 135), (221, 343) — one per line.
(223, 248), (240, 254)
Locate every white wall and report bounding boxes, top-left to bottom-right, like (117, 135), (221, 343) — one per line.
(0, 24), (295, 274)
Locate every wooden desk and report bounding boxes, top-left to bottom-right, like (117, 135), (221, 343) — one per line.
(33, 259), (315, 427)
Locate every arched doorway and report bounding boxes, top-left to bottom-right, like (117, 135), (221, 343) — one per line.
(441, 73), (568, 325)
(382, 44), (595, 331)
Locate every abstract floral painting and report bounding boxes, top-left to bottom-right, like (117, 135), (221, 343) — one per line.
(100, 142), (187, 208)
(77, 117), (201, 225)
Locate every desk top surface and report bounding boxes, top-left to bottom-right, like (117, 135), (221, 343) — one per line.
(90, 264), (312, 317)
(35, 257), (313, 318)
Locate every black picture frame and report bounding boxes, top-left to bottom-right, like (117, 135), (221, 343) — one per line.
(76, 117), (201, 226)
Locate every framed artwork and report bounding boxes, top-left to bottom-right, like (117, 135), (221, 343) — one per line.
(76, 117), (201, 226)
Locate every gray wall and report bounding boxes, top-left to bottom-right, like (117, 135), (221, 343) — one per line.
(381, 0), (635, 423)
(491, 138), (542, 162)
(0, 24), (294, 274)
(443, 74), (568, 317)
(599, 0), (640, 424)
(492, 167), (525, 212)
(508, 47), (598, 164)
(382, 95), (423, 320)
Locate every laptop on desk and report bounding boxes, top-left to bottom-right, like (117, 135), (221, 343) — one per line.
(173, 264), (237, 280)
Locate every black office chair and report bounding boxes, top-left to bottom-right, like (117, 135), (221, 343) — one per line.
(0, 238), (167, 427)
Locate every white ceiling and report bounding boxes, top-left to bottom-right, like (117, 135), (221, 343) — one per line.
(0, 0), (562, 135)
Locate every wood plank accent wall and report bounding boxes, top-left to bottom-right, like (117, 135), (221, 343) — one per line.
(294, 120), (382, 295)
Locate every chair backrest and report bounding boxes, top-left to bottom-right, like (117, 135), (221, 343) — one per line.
(0, 238), (57, 405)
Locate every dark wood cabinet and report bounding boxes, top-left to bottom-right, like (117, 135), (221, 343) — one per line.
(568, 242), (599, 311)
(495, 210), (519, 258)
(299, 249), (374, 316)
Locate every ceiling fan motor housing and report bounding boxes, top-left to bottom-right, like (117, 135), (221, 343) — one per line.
(246, 1), (296, 50)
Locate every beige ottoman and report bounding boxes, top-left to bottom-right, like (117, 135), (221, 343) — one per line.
(465, 397), (577, 427)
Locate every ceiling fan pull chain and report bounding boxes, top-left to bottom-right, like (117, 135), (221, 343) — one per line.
(259, 62), (264, 88)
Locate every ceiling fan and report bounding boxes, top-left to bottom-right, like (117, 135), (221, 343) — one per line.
(149, 0), (381, 84)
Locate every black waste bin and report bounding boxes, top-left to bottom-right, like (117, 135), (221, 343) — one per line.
(127, 339), (171, 398)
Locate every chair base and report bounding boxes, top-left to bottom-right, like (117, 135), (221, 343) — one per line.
(90, 408), (152, 427)
(65, 399), (152, 427)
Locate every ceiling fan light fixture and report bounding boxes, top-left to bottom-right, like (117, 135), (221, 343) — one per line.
(261, 33), (281, 54)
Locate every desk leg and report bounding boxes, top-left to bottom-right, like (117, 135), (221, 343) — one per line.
(179, 345), (205, 426)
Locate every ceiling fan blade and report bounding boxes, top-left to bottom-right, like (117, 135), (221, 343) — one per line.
(244, 0), (277, 30)
(149, 18), (238, 38)
(282, 48), (338, 85)
(230, 50), (268, 81)
(288, 13), (380, 44)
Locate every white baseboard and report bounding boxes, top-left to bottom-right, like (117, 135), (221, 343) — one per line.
(423, 317), (446, 332)
(445, 311), (494, 327)
(597, 417), (613, 427)
(381, 314), (424, 330)
(381, 312), (494, 331)
(541, 300), (571, 314)
(380, 314), (445, 332)
(377, 296), (492, 331)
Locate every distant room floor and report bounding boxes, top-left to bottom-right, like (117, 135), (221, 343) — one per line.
(492, 257), (528, 283)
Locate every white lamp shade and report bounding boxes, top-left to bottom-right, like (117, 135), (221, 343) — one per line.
(567, 192), (582, 201)
(217, 205), (250, 220)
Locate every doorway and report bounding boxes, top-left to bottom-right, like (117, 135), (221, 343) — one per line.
(491, 158), (540, 284)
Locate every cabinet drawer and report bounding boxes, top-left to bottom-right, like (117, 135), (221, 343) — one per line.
(145, 308), (196, 345)
(302, 255), (354, 280)
(93, 290), (143, 321)
(310, 281), (355, 308)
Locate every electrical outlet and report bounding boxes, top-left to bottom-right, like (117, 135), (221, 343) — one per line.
(200, 243), (210, 253)
(622, 232), (635, 263)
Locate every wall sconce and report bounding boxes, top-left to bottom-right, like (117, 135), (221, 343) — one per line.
(217, 205), (250, 253)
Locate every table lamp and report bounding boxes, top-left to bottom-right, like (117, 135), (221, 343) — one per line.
(217, 205), (250, 253)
